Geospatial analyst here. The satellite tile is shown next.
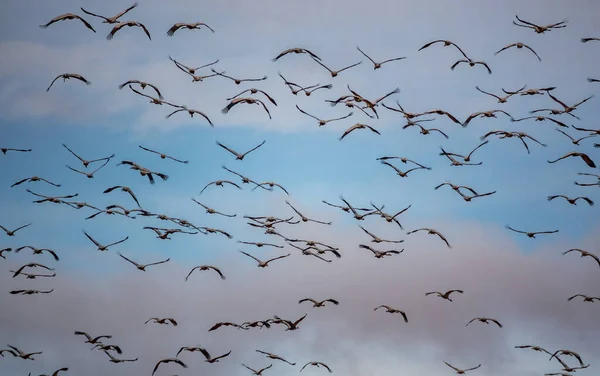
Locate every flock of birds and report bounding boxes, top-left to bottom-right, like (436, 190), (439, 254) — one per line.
(1, 2), (600, 376)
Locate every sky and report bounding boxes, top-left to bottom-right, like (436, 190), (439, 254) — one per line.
(1, 0), (600, 375)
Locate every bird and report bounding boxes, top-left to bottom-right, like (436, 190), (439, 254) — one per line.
(369, 203), (411, 229)
(380, 160), (431, 177)
(238, 241), (283, 248)
(144, 226), (199, 240)
(271, 313), (308, 331)
(83, 231), (129, 251)
(3, 345), (42, 360)
(252, 181), (290, 195)
(513, 15), (568, 34)
(512, 115), (568, 128)
(14, 246), (60, 261)
(285, 200), (332, 225)
(514, 345), (552, 355)
(186, 265), (226, 281)
(406, 228), (451, 248)
(221, 98), (272, 119)
(12, 262), (55, 278)
(451, 58), (492, 74)
(197, 347), (232, 363)
(39, 13), (96, 32)
(439, 141), (489, 163)
(0, 248), (11, 259)
(547, 195), (594, 206)
(359, 225), (404, 243)
(242, 364), (273, 375)
(562, 249), (600, 267)
(456, 190), (497, 202)
(66, 158), (110, 179)
(106, 21), (151, 40)
(118, 160), (170, 185)
(104, 350), (138, 363)
(74, 331), (112, 344)
(145, 317), (178, 326)
(463, 110), (513, 127)
(0, 223), (31, 236)
(240, 251), (291, 268)
(339, 123), (381, 140)
(466, 317), (503, 328)
(568, 294), (600, 302)
(211, 69), (268, 85)
(255, 350), (296, 365)
(588, 77), (600, 83)
(118, 253), (170, 271)
(374, 305), (408, 322)
(494, 42), (541, 61)
(444, 361), (482, 374)
(200, 180), (242, 195)
(10, 289), (54, 295)
(356, 46), (406, 69)
(418, 40), (470, 59)
(222, 165), (269, 189)
(103, 186), (141, 207)
(90, 343), (122, 354)
(152, 358), (187, 375)
(304, 84), (333, 96)
(505, 225), (559, 238)
(295, 105), (353, 126)
(128, 85), (179, 107)
(165, 106), (214, 126)
(582, 37), (600, 43)
(425, 290), (464, 301)
(80, 2), (139, 24)
(166, 22), (215, 36)
(1, 147), (31, 155)
(310, 56), (362, 78)
(547, 152), (596, 168)
(11, 176), (61, 188)
(555, 128), (597, 145)
(38, 367), (69, 376)
(47, 73), (91, 92)
(216, 140), (266, 160)
(118, 80), (163, 99)
(480, 131), (547, 154)
(475, 85), (526, 103)
(301, 362), (332, 373)
(226, 88), (277, 106)
(192, 199), (237, 217)
(273, 48), (321, 61)
(169, 55), (219, 76)
(359, 244), (403, 259)
(299, 298), (339, 307)
(549, 350), (586, 367)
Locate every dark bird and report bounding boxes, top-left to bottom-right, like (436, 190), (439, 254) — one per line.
(118, 80), (163, 99)
(255, 350), (296, 365)
(562, 248), (600, 267)
(273, 48), (321, 62)
(296, 105), (353, 126)
(186, 265), (226, 281)
(513, 15), (568, 34)
(463, 110), (513, 127)
(271, 313), (307, 331)
(242, 364), (273, 375)
(548, 152), (596, 168)
(145, 317), (178, 326)
(39, 13), (96, 32)
(299, 298), (339, 307)
(444, 361), (482, 374)
(10, 289), (53, 295)
(406, 228), (451, 248)
(104, 350), (137, 363)
(83, 231), (129, 251)
(582, 37), (600, 43)
(47, 73), (91, 92)
(1, 147), (31, 155)
(374, 305), (408, 322)
(211, 69), (267, 85)
(192, 199), (236, 217)
(0, 248), (11, 259)
(480, 130), (546, 154)
(0, 223), (31, 236)
(494, 42), (541, 61)
(356, 46), (405, 69)
(118, 252), (170, 271)
(208, 322), (245, 332)
(548, 195), (594, 206)
(152, 358), (187, 375)
(222, 165), (268, 189)
(339, 123), (381, 140)
(103, 186), (141, 207)
(475, 85), (526, 103)
(169, 55), (219, 76)
(3, 345), (42, 360)
(106, 21), (151, 40)
(11, 176), (60, 188)
(166, 106), (214, 126)
(240, 251), (291, 268)
(66, 158), (110, 179)
(451, 58), (492, 74)
(466, 317), (503, 328)
(418, 40), (470, 59)
(227, 88), (277, 106)
(549, 350), (586, 367)
(167, 22), (214, 36)
(221, 98), (272, 119)
(129, 86), (179, 107)
(252, 181), (289, 195)
(568, 294), (600, 302)
(359, 244), (403, 259)
(439, 141), (489, 163)
(555, 128), (597, 145)
(216, 140), (266, 160)
(12, 262), (54, 278)
(301, 362), (332, 373)
(380, 160), (430, 177)
(74, 331), (112, 344)
(15, 246), (59, 261)
(39, 367), (69, 376)
(197, 347), (232, 363)
(118, 160), (170, 184)
(285, 200), (332, 225)
(514, 345), (551, 355)
(426, 290), (464, 301)
(310, 56), (362, 78)
(91, 344), (122, 354)
(200, 180), (242, 195)
(359, 225), (403, 243)
(80, 2), (138, 24)
(505, 225), (558, 238)
(512, 115), (568, 128)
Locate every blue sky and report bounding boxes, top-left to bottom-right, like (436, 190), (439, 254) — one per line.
(1, 1), (600, 376)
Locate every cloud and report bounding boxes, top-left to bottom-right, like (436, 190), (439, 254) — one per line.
(1, 214), (599, 376)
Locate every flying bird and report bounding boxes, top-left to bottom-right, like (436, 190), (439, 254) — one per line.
(227, 88), (277, 106)
(568, 294), (600, 302)
(513, 15), (568, 34)
(547, 195), (594, 206)
(0, 223), (31, 236)
(374, 305), (408, 322)
(444, 361), (482, 374)
(356, 46), (406, 69)
(118, 80), (163, 99)
(240, 251), (291, 268)
(451, 58), (492, 74)
(299, 298), (339, 307)
(106, 21), (151, 40)
(103, 186), (141, 207)
(211, 69), (268, 85)
(39, 13), (96, 32)
(216, 140), (266, 160)
(562, 249), (600, 267)
(273, 48), (321, 62)
(255, 350), (296, 365)
(547, 152), (596, 168)
(221, 98), (272, 119)
(418, 40), (470, 59)
(197, 347), (232, 363)
(118, 253), (170, 271)
(166, 22), (215, 36)
(80, 2), (139, 24)
(66, 158), (110, 179)
(200, 180), (242, 194)
(83, 231), (129, 251)
(295, 105), (353, 126)
(494, 42), (541, 61)
(339, 123), (381, 140)
(300, 362), (332, 373)
(145, 317), (178, 326)
(74, 331), (112, 344)
(242, 364), (273, 375)
(47, 73), (91, 92)
(310, 56), (362, 78)
(152, 358), (187, 375)
(186, 265), (226, 281)
(466, 317), (503, 328)
(425, 290), (464, 301)
(406, 228), (451, 248)
(505, 225), (558, 238)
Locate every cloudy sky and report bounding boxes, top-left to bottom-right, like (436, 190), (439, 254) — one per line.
(1, 0), (600, 375)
